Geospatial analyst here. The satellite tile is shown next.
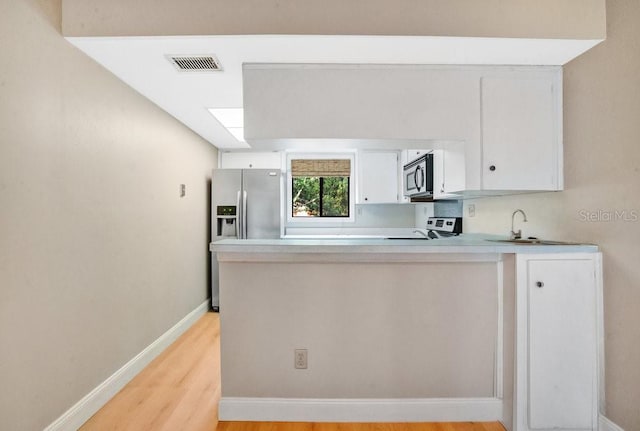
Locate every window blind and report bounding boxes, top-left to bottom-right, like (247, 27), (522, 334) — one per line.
(290, 159), (351, 177)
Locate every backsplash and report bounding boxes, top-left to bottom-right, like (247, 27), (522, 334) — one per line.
(285, 201), (462, 236)
(353, 203), (416, 228)
(434, 200), (463, 218)
(285, 203), (416, 230)
(414, 203), (435, 230)
(415, 200), (463, 230)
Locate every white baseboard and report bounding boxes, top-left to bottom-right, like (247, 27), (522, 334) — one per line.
(219, 397), (503, 422)
(600, 415), (625, 431)
(44, 300), (210, 431)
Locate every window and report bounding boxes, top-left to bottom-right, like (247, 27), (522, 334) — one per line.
(290, 158), (351, 219)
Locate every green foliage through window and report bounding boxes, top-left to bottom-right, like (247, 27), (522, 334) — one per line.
(292, 176), (349, 217)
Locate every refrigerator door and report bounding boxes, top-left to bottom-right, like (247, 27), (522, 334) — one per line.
(211, 169), (242, 311)
(242, 169), (282, 239)
(212, 169), (242, 239)
(212, 169), (242, 224)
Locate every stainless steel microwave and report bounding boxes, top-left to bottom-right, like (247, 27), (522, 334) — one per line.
(403, 153), (434, 198)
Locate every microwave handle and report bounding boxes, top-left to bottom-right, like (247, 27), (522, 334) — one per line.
(414, 166), (423, 192)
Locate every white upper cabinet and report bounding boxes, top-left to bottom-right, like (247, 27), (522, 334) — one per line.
(220, 152), (282, 169)
(241, 65), (563, 198)
(432, 145), (466, 199)
(358, 151), (400, 204)
(480, 71), (562, 191)
(405, 149), (431, 161)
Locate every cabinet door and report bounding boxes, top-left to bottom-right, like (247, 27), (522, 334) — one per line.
(481, 74), (560, 190)
(405, 149), (431, 161)
(432, 144), (466, 199)
(359, 151), (399, 203)
(220, 152), (282, 169)
(526, 258), (597, 430)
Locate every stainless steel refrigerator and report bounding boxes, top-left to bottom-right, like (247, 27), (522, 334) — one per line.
(210, 168), (283, 311)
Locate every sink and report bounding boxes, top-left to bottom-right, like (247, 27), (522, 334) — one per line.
(487, 239), (580, 245)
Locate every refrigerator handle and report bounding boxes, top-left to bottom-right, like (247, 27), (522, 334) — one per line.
(242, 190), (248, 239)
(236, 190), (242, 239)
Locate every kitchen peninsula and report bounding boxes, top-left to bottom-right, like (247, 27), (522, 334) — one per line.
(212, 237), (603, 431)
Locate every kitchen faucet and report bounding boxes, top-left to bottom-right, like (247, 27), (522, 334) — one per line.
(511, 209), (528, 240)
(413, 229), (429, 238)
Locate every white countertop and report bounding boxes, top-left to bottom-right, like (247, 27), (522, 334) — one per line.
(211, 233), (598, 255)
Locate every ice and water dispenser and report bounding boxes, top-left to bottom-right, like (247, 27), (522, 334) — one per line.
(216, 205), (237, 239)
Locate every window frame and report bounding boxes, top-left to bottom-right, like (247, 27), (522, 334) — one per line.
(286, 152), (356, 225)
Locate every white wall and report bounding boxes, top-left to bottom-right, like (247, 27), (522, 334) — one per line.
(0, 2), (218, 430)
(464, 1), (640, 428)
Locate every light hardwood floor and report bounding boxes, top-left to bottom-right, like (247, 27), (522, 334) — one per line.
(81, 312), (505, 431)
(217, 423), (505, 431)
(80, 312), (221, 431)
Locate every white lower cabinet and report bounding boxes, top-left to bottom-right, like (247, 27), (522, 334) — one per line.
(514, 253), (602, 431)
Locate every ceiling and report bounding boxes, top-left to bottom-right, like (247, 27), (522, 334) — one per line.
(67, 35), (601, 150)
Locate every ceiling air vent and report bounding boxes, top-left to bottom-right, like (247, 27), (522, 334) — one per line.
(166, 55), (223, 72)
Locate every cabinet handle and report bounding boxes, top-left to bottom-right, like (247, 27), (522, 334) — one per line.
(536, 281), (544, 288)
(364, 197), (368, 201)
(489, 165), (496, 172)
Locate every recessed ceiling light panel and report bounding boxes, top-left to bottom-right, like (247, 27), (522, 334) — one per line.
(208, 108), (243, 128)
(166, 54), (223, 72)
(227, 128), (245, 143)
(208, 108), (245, 143)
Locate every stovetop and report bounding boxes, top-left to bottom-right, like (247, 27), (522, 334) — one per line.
(426, 217), (463, 235)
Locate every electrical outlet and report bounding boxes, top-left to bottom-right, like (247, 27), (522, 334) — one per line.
(468, 204), (476, 217)
(294, 349), (308, 369)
